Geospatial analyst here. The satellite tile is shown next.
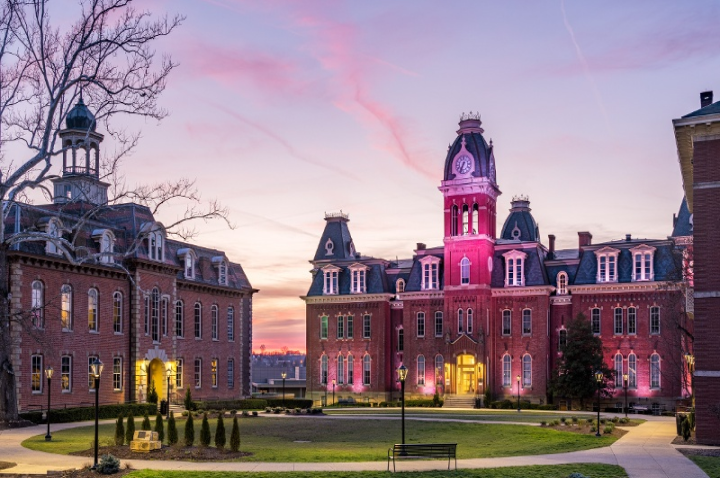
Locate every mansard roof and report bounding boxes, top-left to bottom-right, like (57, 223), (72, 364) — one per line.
(672, 197), (693, 237)
(499, 197), (540, 242)
(313, 213), (357, 262)
(491, 246), (548, 287)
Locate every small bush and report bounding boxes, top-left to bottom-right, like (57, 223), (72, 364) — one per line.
(167, 411), (178, 446)
(125, 413), (135, 445)
(590, 425), (597, 433)
(141, 413), (151, 431)
(540, 420), (547, 426)
(147, 379), (158, 405)
(114, 414), (125, 446)
(600, 418), (607, 425)
(560, 417), (567, 424)
(184, 388), (194, 411)
(571, 416), (578, 425)
(619, 417), (629, 424)
(184, 413), (195, 447)
(612, 416), (619, 423)
(252, 411), (258, 416)
(603, 425), (614, 434)
(682, 416), (692, 441)
(230, 415), (240, 452)
(96, 454), (120, 475)
(200, 413), (211, 447)
(215, 414), (226, 450)
(154, 413), (165, 443)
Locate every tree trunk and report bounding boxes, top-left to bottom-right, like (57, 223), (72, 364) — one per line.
(0, 243), (20, 423)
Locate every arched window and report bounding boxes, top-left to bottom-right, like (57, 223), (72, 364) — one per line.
(650, 307), (660, 335)
(472, 203), (479, 234)
(321, 355), (328, 384)
(347, 354), (354, 385)
(558, 329), (567, 351)
(151, 288), (160, 342)
(175, 300), (184, 338)
(211, 305), (219, 340)
(591, 308), (601, 335)
(337, 355), (344, 384)
(650, 354), (661, 389)
(502, 309), (511, 335)
(113, 292), (123, 334)
(467, 308), (473, 334)
(397, 328), (404, 351)
(451, 205), (458, 236)
(457, 308), (464, 333)
(416, 312), (425, 338)
(147, 229), (165, 262)
(396, 278), (405, 294)
(363, 354), (371, 385)
(61, 284), (72, 330)
(194, 302), (202, 339)
(227, 306), (235, 341)
(522, 355), (532, 387)
(557, 272), (568, 295)
(417, 355), (425, 385)
(628, 354), (637, 388)
(522, 309), (532, 335)
(31, 281), (44, 328)
(614, 308), (623, 335)
(614, 353), (623, 388)
(502, 354), (511, 387)
(460, 257), (471, 285)
(46, 218), (62, 255)
(99, 231), (115, 264)
(628, 307), (637, 335)
(435, 355), (444, 384)
(462, 204), (469, 235)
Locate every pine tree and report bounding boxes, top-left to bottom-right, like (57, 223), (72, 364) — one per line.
(168, 411), (178, 446)
(154, 413), (165, 443)
(200, 412), (211, 447)
(230, 415), (240, 452)
(115, 414), (125, 446)
(148, 379), (159, 404)
(184, 387), (193, 411)
(142, 412), (152, 431)
(125, 413), (136, 445)
(184, 413), (195, 447)
(215, 413), (226, 450)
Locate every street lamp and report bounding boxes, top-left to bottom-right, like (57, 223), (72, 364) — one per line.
(623, 373), (629, 418)
(281, 372), (287, 407)
(398, 364), (408, 445)
(45, 367), (53, 441)
(516, 374), (521, 412)
(685, 353), (695, 409)
(595, 370), (603, 437)
(332, 379), (336, 406)
(165, 362), (174, 419)
(90, 358), (104, 470)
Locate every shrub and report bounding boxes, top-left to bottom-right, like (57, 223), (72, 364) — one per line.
(20, 403), (157, 425)
(184, 413), (195, 447)
(230, 415), (240, 452)
(571, 416), (578, 425)
(125, 413), (135, 445)
(184, 388), (194, 411)
(96, 454), (120, 475)
(537, 404), (559, 410)
(560, 417), (567, 424)
(114, 414), (125, 446)
(590, 425), (597, 433)
(540, 420), (547, 426)
(252, 411), (258, 416)
(215, 413), (226, 450)
(689, 408), (696, 430)
(154, 413), (165, 443)
(600, 418), (607, 425)
(433, 391), (441, 407)
(619, 417), (629, 424)
(147, 379), (158, 405)
(141, 413), (151, 431)
(682, 416), (692, 441)
(200, 413), (211, 447)
(603, 425), (614, 434)
(167, 411), (178, 446)
(612, 416), (619, 423)
(242, 410), (249, 417)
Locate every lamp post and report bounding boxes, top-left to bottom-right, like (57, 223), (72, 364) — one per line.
(398, 364), (408, 445)
(90, 358), (104, 470)
(623, 373), (629, 419)
(516, 374), (521, 412)
(45, 367), (53, 441)
(281, 372), (287, 407)
(685, 353), (695, 409)
(332, 379), (335, 406)
(165, 362), (173, 419)
(595, 370), (603, 437)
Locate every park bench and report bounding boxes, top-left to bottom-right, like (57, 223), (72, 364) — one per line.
(387, 443), (457, 472)
(338, 397), (356, 406)
(129, 430), (161, 452)
(630, 405), (649, 414)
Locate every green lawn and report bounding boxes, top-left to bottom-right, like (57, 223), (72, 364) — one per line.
(689, 456), (720, 478)
(23, 415), (618, 462)
(126, 464), (628, 478)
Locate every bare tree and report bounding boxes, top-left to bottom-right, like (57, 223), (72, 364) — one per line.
(0, 0), (229, 424)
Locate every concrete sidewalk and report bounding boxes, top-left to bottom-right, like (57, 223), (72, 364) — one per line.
(0, 415), (711, 477)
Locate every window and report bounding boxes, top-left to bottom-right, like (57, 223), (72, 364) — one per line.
(218, 262), (227, 285)
(98, 230), (115, 264)
(396, 279), (405, 294)
(522, 355), (531, 387)
(502, 310), (511, 336)
(650, 307), (660, 335)
(614, 354), (623, 388)
(113, 357), (122, 391)
(467, 308), (473, 334)
(337, 315), (344, 339)
(151, 288), (160, 342)
(322, 266), (340, 295)
(457, 309), (464, 333)
(194, 302), (202, 339)
(113, 292), (123, 334)
(628, 354), (637, 388)
(472, 203), (479, 234)
(420, 256), (440, 290)
(595, 247), (619, 283)
(61, 356), (71, 392)
(61, 284), (72, 330)
(175, 359), (183, 388)
(503, 250), (527, 287)
(211, 305), (219, 340)
(346, 315), (353, 339)
(462, 204), (469, 235)
(194, 358), (202, 388)
(175, 301), (184, 338)
(631, 245), (655, 281)
(45, 218), (62, 255)
(435, 355), (444, 383)
(321, 355), (328, 384)
(88, 356), (98, 390)
(347, 354), (354, 385)
(320, 315), (328, 339)
(502, 355), (511, 387)
(397, 328), (404, 351)
(614, 308), (623, 335)
(31, 355), (42, 393)
(557, 272), (568, 295)
(162, 298), (168, 337)
(337, 355), (345, 384)
(522, 309), (531, 335)
(147, 230), (164, 262)
(144, 296), (149, 335)
(451, 205), (458, 236)
(211, 359), (218, 388)
(349, 264), (368, 294)
(650, 354), (661, 388)
(435, 311), (443, 337)
(178, 249), (196, 279)
(417, 355), (425, 385)
(628, 307), (637, 335)
(363, 314), (371, 338)
(460, 257), (470, 285)
(227, 307), (235, 341)
(227, 359), (234, 388)
(363, 355), (371, 385)
(558, 329), (567, 351)
(591, 308), (601, 335)
(31, 281), (44, 328)
(417, 312), (425, 338)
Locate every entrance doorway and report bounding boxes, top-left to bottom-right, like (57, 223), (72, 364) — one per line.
(147, 358), (166, 403)
(453, 354), (484, 396)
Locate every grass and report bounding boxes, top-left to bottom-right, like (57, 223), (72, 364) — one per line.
(125, 463), (628, 478)
(23, 415), (618, 462)
(688, 456), (720, 478)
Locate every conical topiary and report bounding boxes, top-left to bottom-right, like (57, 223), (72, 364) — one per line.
(215, 413), (226, 450)
(200, 412), (211, 447)
(115, 414), (125, 446)
(155, 413), (165, 443)
(125, 413), (136, 445)
(168, 411), (178, 446)
(142, 412), (152, 431)
(230, 415), (240, 452)
(184, 413), (195, 447)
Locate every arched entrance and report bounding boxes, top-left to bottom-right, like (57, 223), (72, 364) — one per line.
(451, 354), (484, 396)
(147, 358), (166, 403)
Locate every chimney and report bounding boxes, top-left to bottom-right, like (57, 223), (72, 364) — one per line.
(416, 243), (426, 251)
(548, 234), (556, 258)
(701, 91), (713, 108)
(625, 234), (632, 242)
(578, 231), (593, 249)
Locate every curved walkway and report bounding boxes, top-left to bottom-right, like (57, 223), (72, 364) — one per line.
(0, 414), (711, 478)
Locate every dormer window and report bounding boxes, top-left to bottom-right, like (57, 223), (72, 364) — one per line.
(211, 256), (228, 285)
(630, 244), (656, 282)
(142, 222), (166, 262)
(419, 256), (440, 291)
(557, 272), (568, 295)
(45, 218), (63, 255)
(92, 229), (115, 264)
(349, 263), (369, 294)
(503, 250), (527, 287)
(396, 279), (405, 294)
(177, 249), (197, 280)
(322, 265), (341, 295)
(594, 247), (619, 283)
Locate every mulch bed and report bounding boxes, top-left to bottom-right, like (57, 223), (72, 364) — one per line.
(71, 444), (251, 461)
(677, 447), (720, 457)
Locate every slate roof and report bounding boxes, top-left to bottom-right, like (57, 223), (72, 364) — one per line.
(491, 247), (548, 287)
(500, 198), (539, 242)
(672, 198), (693, 237)
(306, 262), (389, 296)
(313, 214), (356, 262)
(682, 100), (720, 118)
(443, 120), (496, 182)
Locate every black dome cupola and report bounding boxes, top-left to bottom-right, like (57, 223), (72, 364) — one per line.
(443, 112), (497, 184)
(65, 95), (96, 132)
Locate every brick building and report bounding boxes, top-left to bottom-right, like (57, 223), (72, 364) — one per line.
(304, 113), (692, 411)
(673, 91), (719, 444)
(8, 99), (256, 412)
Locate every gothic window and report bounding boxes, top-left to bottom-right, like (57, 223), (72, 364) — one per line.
(650, 354), (661, 389)
(503, 250), (526, 287)
(614, 308), (623, 335)
(595, 247), (619, 283)
(558, 329), (567, 350)
(650, 306), (660, 335)
(628, 354), (637, 388)
(435, 311), (443, 337)
(614, 353), (623, 388)
(417, 312), (425, 338)
(88, 288), (98, 332)
(61, 284), (72, 330)
(417, 355), (425, 385)
(363, 354), (371, 385)
(522, 309), (532, 335)
(31, 281), (44, 328)
(502, 309), (511, 336)
(457, 308), (464, 333)
(522, 355), (532, 387)
(460, 257), (471, 285)
(502, 354), (511, 387)
(347, 354), (354, 385)
(467, 308), (473, 334)
(591, 308), (601, 335)
(557, 272), (568, 295)
(337, 355), (344, 384)
(630, 244), (656, 282)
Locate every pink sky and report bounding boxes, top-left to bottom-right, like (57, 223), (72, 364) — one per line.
(85, 0), (720, 352)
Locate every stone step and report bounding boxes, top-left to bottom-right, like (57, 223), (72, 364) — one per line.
(442, 395), (477, 408)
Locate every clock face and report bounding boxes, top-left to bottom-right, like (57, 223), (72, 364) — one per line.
(456, 155), (472, 174)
